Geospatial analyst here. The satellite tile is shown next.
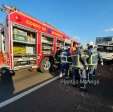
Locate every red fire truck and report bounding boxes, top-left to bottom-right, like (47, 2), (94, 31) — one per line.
(0, 5), (72, 75)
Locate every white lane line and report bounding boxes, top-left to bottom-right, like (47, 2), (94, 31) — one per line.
(0, 76), (60, 109)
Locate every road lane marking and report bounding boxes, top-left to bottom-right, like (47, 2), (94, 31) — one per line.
(0, 76), (59, 109)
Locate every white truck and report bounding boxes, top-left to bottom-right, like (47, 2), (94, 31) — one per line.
(96, 37), (113, 61)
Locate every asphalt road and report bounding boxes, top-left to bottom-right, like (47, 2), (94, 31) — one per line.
(0, 64), (113, 112)
(0, 69), (53, 103)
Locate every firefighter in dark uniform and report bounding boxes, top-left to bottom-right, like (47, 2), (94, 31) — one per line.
(59, 46), (71, 79)
(54, 47), (62, 74)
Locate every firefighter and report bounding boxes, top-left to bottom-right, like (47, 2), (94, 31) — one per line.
(71, 44), (79, 85)
(59, 46), (71, 79)
(69, 41), (77, 80)
(86, 42), (103, 85)
(70, 41), (77, 55)
(71, 44), (87, 89)
(79, 45), (88, 89)
(53, 46), (62, 74)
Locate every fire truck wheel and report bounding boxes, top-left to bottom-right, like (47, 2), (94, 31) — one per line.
(40, 57), (51, 72)
(10, 70), (15, 76)
(0, 67), (11, 78)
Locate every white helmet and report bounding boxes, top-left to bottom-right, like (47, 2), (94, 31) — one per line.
(63, 46), (68, 50)
(89, 41), (94, 47)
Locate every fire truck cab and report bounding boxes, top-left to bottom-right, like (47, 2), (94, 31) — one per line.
(0, 23), (15, 77)
(0, 24), (5, 66)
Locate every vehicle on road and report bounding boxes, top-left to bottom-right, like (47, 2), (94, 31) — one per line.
(96, 37), (113, 61)
(0, 5), (74, 77)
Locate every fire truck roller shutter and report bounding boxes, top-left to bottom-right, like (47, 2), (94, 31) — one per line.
(40, 57), (51, 72)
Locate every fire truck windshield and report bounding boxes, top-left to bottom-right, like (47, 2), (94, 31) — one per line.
(0, 29), (5, 52)
(0, 32), (2, 51)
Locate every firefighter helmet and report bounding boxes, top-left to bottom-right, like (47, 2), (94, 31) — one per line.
(89, 41), (94, 47)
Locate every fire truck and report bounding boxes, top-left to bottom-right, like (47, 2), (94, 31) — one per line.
(0, 5), (73, 76)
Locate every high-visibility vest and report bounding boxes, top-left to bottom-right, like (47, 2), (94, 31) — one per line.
(60, 51), (68, 63)
(87, 53), (97, 66)
(71, 54), (84, 69)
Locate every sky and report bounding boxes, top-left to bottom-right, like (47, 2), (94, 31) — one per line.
(0, 0), (113, 44)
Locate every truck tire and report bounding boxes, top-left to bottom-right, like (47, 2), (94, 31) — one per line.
(40, 57), (51, 72)
(10, 70), (15, 76)
(0, 67), (15, 78)
(0, 67), (11, 78)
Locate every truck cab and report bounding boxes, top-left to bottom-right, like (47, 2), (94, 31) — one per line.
(0, 24), (15, 78)
(0, 24), (5, 66)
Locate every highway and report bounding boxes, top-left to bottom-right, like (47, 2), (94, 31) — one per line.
(0, 64), (113, 112)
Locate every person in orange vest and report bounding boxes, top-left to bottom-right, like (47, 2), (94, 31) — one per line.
(70, 42), (79, 65)
(70, 41), (78, 55)
(70, 43), (81, 86)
